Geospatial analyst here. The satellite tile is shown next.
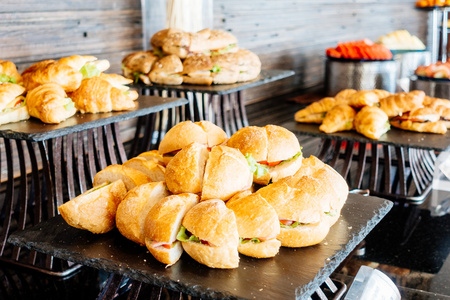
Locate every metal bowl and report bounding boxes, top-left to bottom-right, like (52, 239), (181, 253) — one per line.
(392, 50), (431, 92)
(410, 75), (450, 99)
(325, 58), (397, 96)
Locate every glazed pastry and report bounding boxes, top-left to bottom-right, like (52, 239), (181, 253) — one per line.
(390, 107), (447, 134)
(121, 51), (159, 84)
(354, 106), (390, 139)
(295, 97), (337, 124)
(149, 55), (183, 85)
(348, 90), (380, 108)
(334, 89), (356, 105)
(0, 60), (22, 84)
(70, 76), (136, 113)
(0, 83), (29, 125)
(22, 61), (83, 92)
(379, 90), (425, 118)
(59, 55), (110, 78)
(26, 83), (77, 124)
(319, 104), (356, 133)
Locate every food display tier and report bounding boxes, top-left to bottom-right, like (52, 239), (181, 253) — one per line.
(8, 194), (392, 300)
(0, 95), (188, 142)
(133, 69), (295, 95)
(283, 121), (450, 152)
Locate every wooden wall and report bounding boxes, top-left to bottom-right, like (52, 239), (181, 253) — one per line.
(0, 0), (427, 104)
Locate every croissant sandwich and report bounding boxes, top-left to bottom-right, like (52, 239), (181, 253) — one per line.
(0, 83), (29, 125)
(390, 107), (447, 134)
(227, 125), (303, 185)
(379, 90), (425, 118)
(0, 60), (22, 84)
(295, 97), (337, 123)
(354, 106), (390, 139)
(58, 55), (110, 79)
(319, 104), (356, 133)
(26, 83), (77, 124)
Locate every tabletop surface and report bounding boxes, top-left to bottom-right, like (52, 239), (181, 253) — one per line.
(283, 121), (450, 152)
(0, 95), (188, 142)
(133, 69), (295, 95)
(8, 193), (392, 300)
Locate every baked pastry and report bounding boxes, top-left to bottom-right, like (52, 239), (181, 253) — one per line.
(179, 199), (240, 269)
(334, 89), (357, 105)
(99, 73), (139, 101)
(149, 55), (183, 85)
(116, 182), (170, 245)
(121, 51), (159, 84)
(58, 55), (110, 78)
(210, 53), (239, 84)
(372, 89), (391, 100)
(0, 60), (22, 84)
(26, 83), (77, 124)
(234, 49), (261, 82)
(390, 107), (447, 134)
(144, 193), (199, 266)
(354, 106), (390, 139)
(58, 180), (127, 234)
(70, 76), (136, 113)
(182, 54), (214, 85)
(294, 97), (337, 123)
(22, 60), (82, 92)
(0, 83), (29, 125)
(93, 164), (150, 191)
(319, 104), (356, 133)
(348, 90), (380, 108)
(379, 90), (425, 118)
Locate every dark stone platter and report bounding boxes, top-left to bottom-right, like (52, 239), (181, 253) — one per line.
(283, 121), (450, 152)
(133, 69), (295, 95)
(0, 95), (188, 142)
(8, 194), (392, 300)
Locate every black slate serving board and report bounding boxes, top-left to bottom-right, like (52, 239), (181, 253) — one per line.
(0, 95), (188, 142)
(8, 194), (392, 300)
(283, 121), (450, 152)
(133, 69), (295, 95)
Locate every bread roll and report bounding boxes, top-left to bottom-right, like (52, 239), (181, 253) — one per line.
(144, 193), (199, 265)
(137, 150), (165, 166)
(201, 145), (253, 201)
(165, 142), (209, 194)
(226, 193), (281, 258)
(210, 53), (239, 84)
(227, 125), (302, 185)
(93, 164), (150, 191)
(26, 83), (77, 124)
(149, 55), (183, 85)
(234, 49), (261, 82)
(58, 180), (127, 234)
(123, 157), (165, 182)
(182, 55), (213, 85)
(115, 182), (170, 245)
(161, 31), (191, 59)
(181, 199), (239, 269)
(121, 51), (159, 85)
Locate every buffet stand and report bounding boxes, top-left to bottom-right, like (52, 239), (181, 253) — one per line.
(129, 69), (294, 156)
(0, 95), (187, 280)
(8, 193), (393, 300)
(282, 121), (450, 203)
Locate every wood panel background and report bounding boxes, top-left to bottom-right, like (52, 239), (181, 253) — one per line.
(0, 0), (427, 104)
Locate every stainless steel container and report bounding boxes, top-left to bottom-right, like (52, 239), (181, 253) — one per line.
(325, 58), (397, 96)
(393, 50), (431, 92)
(410, 75), (450, 99)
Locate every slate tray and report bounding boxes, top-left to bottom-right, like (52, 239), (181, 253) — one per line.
(282, 121), (450, 152)
(8, 193), (392, 300)
(133, 69), (295, 95)
(0, 95), (187, 142)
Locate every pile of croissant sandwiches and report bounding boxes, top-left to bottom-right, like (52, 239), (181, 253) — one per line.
(295, 89), (450, 139)
(0, 56), (138, 125)
(121, 28), (261, 86)
(58, 121), (349, 269)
